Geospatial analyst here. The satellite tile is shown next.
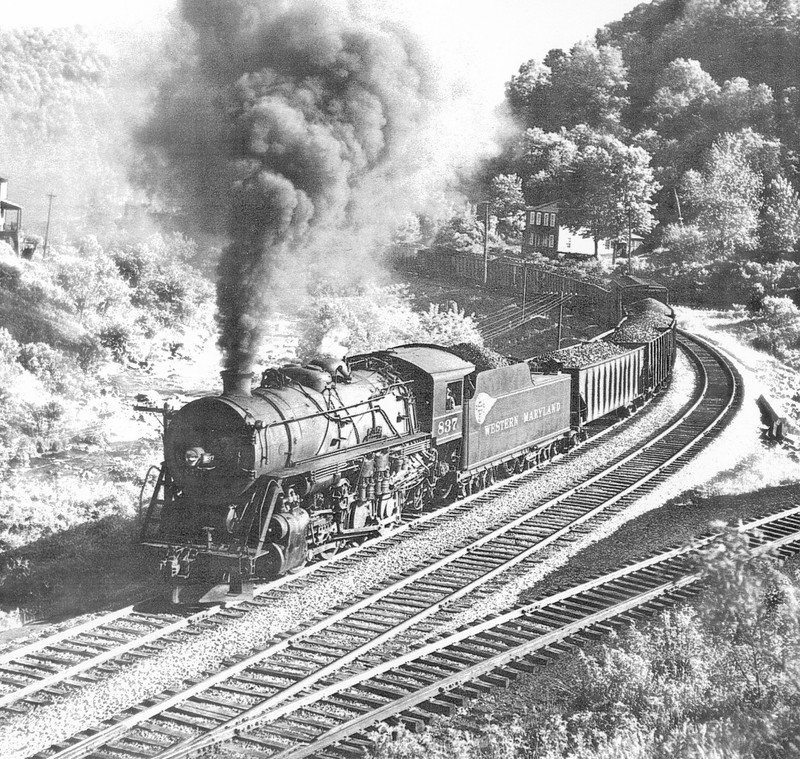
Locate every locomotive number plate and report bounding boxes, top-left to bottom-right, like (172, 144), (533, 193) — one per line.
(435, 413), (461, 439)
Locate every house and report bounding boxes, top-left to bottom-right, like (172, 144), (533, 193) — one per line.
(0, 177), (23, 254)
(522, 201), (643, 261)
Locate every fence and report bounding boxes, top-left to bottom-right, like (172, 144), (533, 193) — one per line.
(416, 249), (620, 328)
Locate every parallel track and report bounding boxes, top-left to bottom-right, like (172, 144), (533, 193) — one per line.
(0, 334), (685, 718)
(234, 505), (800, 759)
(19, 331), (745, 759)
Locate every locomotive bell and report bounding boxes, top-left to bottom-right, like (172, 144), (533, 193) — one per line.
(220, 370), (253, 397)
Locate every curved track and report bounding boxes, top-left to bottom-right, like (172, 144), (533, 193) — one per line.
(8, 331), (747, 759)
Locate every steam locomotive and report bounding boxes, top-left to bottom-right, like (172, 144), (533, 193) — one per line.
(140, 299), (675, 595)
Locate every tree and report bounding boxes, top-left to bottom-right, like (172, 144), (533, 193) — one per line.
(761, 174), (800, 255)
(517, 128), (579, 202)
(505, 58), (552, 128)
(550, 41), (630, 132)
(431, 207), (486, 255)
(647, 58), (721, 130)
(558, 128), (660, 257)
(682, 132), (764, 258)
(487, 174), (525, 242)
(660, 223), (711, 268)
(505, 41), (629, 132)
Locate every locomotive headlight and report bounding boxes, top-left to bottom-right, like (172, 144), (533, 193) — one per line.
(184, 447), (205, 467)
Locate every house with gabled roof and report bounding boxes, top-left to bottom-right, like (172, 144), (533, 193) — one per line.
(522, 201), (642, 261)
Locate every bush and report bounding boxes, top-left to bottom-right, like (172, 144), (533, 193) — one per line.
(751, 295), (800, 358)
(295, 284), (483, 361)
(52, 242), (132, 324)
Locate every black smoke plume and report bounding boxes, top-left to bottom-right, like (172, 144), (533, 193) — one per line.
(141, 0), (439, 372)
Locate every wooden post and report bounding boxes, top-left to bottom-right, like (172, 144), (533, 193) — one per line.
(43, 193), (56, 258)
(481, 201), (489, 286)
(522, 261), (528, 318)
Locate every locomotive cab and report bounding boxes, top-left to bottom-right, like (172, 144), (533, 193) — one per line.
(375, 344), (474, 444)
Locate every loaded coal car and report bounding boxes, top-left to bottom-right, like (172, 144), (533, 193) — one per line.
(530, 341), (645, 431)
(530, 298), (676, 431)
(608, 298), (676, 396)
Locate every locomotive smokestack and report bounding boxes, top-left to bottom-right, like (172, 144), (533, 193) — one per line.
(220, 370), (253, 397)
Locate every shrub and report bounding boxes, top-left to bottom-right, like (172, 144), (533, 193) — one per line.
(295, 284), (483, 361)
(52, 244), (131, 323)
(98, 323), (133, 361)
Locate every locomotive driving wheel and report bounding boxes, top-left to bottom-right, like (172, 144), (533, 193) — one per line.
(403, 483), (425, 513)
(315, 542), (340, 561)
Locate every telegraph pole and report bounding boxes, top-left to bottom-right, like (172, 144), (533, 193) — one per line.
(673, 187), (684, 226)
(627, 206), (633, 274)
(480, 201), (490, 285)
(43, 194), (56, 257)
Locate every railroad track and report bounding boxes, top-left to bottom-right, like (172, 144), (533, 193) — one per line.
(210, 504), (800, 759)
(0, 337), (684, 721)
(8, 331), (743, 759)
(478, 293), (571, 341)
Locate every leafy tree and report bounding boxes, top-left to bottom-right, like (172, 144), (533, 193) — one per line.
(659, 223), (711, 268)
(53, 241), (131, 324)
(505, 41), (629, 132)
(487, 174), (525, 241)
(682, 132), (764, 257)
(505, 58), (552, 128)
(295, 284), (482, 361)
(700, 527), (800, 707)
(558, 128), (660, 257)
(516, 128), (579, 202)
(431, 208), (486, 255)
(762, 174), (800, 255)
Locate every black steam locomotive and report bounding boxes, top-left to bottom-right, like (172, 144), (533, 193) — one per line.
(140, 299), (675, 594)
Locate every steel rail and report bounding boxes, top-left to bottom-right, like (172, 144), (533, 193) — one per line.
(0, 337), (684, 715)
(37, 332), (741, 759)
(174, 504), (800, 759)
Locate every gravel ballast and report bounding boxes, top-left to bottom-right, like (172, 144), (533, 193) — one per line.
(0, 350), (703, 759)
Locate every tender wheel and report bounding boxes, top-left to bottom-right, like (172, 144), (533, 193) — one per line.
(485, 468), (496, 487)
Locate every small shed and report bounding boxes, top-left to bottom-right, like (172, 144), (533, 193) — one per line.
(0, 177), (23, 254)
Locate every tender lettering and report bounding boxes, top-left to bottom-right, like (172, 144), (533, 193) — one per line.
(483, 402), (562, 436)
(484, 415), (518, 436)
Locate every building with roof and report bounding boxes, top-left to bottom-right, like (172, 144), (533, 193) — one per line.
(522, 201), (643, 261)
(0, 177), (23, 254)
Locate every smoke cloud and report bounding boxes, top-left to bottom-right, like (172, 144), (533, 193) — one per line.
(141, 0), (447, 372)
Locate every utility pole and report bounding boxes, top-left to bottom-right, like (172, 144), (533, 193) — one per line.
(673, 187), (683, 226)
(43, 194), (56, 257)
(479, 201), (490, 286)
(522, 260), (528, 318)
(557, 297), (564, 349)
(627, 206), (633, 275)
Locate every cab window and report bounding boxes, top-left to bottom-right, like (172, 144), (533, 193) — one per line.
(445, 381), (462, 410)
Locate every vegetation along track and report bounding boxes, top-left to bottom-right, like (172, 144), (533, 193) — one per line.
(6, 330), (741, 759)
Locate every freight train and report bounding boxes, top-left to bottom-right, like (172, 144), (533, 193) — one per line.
(139, 298), (675, 595)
